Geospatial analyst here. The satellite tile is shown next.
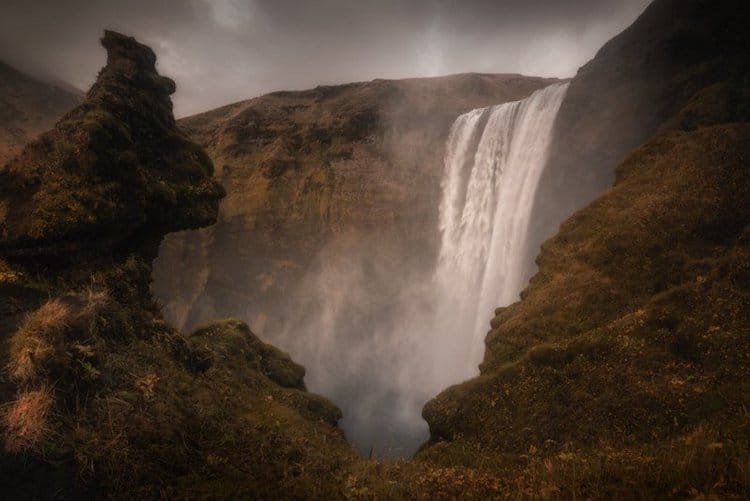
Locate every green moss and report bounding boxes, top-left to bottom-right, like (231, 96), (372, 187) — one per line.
(190, 318), (306, 389)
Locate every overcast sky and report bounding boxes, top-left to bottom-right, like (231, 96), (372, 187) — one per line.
(0, 0), (652, 117)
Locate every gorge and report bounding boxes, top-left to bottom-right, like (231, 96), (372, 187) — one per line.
(1, 0), (749, 498)
(152, 81), (571, 456)
(284, 82), (570, 455)
(151, 74), (564, 455)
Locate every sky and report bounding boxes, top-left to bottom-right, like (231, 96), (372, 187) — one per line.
(0, 0), (652, 117)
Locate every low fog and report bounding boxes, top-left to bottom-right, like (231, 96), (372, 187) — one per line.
(1, 0), (650, 116)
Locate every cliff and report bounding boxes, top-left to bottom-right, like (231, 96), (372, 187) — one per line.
(420, 0), (750, 497)
(0, 31), (353, 498)
(527, 0), (750, 273)
(0, 61), (81, 166)
(1, 0), (748, 496)
(152, 73), (559, 334)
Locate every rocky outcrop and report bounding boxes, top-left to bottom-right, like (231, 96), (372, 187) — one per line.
(153, 73), (559, 334)
(0, 61), (81, 166)
(0, 31), (352, 498)
(0, 31), (224, 256)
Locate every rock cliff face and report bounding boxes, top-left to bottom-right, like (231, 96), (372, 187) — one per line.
(420, 0), (750, 496)
(0, 31), (352, 498)
(152, 74), (558, 334)
(527, 0), (750, 274)
(0, 61), (81, 166)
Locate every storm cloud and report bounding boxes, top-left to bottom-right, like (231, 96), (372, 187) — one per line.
(0, 0), (651, 116)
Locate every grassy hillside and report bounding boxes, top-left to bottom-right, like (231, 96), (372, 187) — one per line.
(419, 124), (750, 497)
(418, 0), (750, 496)
(528, 0), (750, 278)
(0, 61), (81, 166)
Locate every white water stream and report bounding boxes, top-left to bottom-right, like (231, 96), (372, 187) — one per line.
(277, 82), (570, 455)
(432, 82), (570, 377)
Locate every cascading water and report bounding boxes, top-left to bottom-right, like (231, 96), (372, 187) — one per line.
(432, 82), (570, 375)
(275, 82), (569, 456)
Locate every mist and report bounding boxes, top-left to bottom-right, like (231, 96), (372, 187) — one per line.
(273, 235), (437, 454)
(0, 0), (650, 117)
(249, 83), (569, 455)
(43, 0), (658, 457)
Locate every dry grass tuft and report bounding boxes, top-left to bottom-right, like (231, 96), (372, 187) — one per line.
(6, 288), (114, 384)
(7, 299), (71, 382)
(2, 387), (54, 453)
(78, 287), (111, 324)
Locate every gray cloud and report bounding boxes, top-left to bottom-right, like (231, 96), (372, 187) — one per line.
(0, 0), (652, 116)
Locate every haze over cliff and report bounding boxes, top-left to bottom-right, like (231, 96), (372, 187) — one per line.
(0, 62), (81, 165)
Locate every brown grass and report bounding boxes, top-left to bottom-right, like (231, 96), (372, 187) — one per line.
(75, 286), (112, 340)
(6, 287), (114, 384)
(7, 299), (71, 382)
(2, 387), (54, 453)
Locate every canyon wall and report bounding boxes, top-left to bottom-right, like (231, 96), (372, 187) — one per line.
(152, 73), (558, 335)
(151, 73), (560, 454)
(526, 0), (750, 277)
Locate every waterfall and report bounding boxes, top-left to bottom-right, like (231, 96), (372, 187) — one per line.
(272, 82), (569, 456)
(433, 82), (570, 375)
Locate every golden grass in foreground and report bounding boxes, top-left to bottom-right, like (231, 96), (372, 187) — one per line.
(2, 387), (54, 453)
(7, 299), (70, 382)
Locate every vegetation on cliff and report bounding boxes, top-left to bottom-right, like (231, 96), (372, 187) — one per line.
(529, 0), (750, 272)
(153, 72), (558, 333)
(0, 31), (224, 255)
(419, 0), (750, 497)
(0, 31), (353, 498)
(1, 0), (749, 497)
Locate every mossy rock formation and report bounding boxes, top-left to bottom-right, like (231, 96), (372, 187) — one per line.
(0, 31), (224, 256)
(0, 31), (353, 498)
